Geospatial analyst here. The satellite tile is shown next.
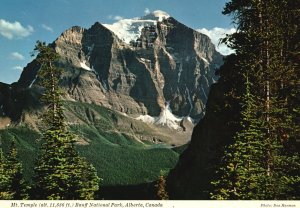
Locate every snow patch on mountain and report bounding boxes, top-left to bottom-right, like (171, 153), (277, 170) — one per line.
(201, 86), (208, 100)
(104, 19), (156, 44)
(185, 86), (193, 113)
(186, 116), (195, 124)
(136, 114), (155, 124)
(177, 63), (183, 83)
(80, 61), (93, 71)
(201, 57), (209, 64)
(29, 76), (37, 88)
(212, 77), (217, 83)
(156, 101), (182, 129)
(136, 101), (183, 130)
(103, 10), (170, 44)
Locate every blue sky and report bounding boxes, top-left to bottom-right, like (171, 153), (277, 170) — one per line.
(0, 0), (233, 84)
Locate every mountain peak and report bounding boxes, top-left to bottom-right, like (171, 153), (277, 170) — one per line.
(103, 10), (171, 44)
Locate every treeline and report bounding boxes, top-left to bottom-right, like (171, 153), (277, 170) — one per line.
(210, 0), (300, 199)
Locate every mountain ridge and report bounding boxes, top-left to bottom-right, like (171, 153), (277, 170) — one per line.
(0, 11), (223, 144)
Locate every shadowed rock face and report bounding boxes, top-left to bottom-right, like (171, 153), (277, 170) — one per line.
(166, 83), (230, 199)
(167, 55), (242, 199)
(13, 15), (222, 118)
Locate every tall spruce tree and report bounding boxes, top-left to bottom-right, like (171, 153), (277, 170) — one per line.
(211, 0), (300, 199)
(32, 41), (99, 199)
(0, 141), (29, 199)
(211, 75), (268, 199)
(6, 140), (29, 199)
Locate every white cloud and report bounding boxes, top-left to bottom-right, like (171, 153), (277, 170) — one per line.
(0, 19), (34, 39)
(144, 8), (151, 15)
(12, 66), (23, 71)
(10, 52), (25, 60)
(108, 15), (124, 21)
(41, 24), (53, 32)
(114, 16), (124, 21)
(197, 27), (236, 55)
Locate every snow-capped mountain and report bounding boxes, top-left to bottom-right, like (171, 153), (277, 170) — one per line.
(0, 10), (223, 143)
(103, 10), (170, 44)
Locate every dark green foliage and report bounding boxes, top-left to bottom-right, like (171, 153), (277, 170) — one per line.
(211, 76), (268, 199)
(210, 0), (300, 200)
(32, 41), (99, 199)
(65, 101), (179, 186)
(6, 140), (30, 199)
(34, 130), (99, 199)
(0, 107), (179, 193)
(0, 124), (179, 199)
(0, 140), (29, 199)
(0, 126), (40, 182)
(32, 41), (64, 130)
(73, 123), (179, 186)
(0, 148), (13, 199)
(75, 157), (100, 199)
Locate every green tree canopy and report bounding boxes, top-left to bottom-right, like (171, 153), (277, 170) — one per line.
(32, 41), (100, 200)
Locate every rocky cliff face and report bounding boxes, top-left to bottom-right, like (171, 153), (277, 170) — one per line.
(0, 11), (222, 141)
(0, 82), (35, 124)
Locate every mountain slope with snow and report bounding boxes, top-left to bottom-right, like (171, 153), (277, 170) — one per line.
(103, 10), (170, 44)
(136, 102), (190, 130)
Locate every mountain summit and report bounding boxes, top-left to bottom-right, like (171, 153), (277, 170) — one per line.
(0, 11), (223, 143)
(103, 10), (171, 44)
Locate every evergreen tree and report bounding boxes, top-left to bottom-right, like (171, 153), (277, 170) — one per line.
(211, 0), (300, 199)
(73, 157), (100, 199)
(6, 140), (29, 199)
(32, 41), (100, 199)
(211, 75), (268, 199)
(0, 141), (28, 199)
(0, 148), (13, 199)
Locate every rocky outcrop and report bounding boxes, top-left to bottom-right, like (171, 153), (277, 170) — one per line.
(0, 82), (25, 123)
(0, 80), (43, 128)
